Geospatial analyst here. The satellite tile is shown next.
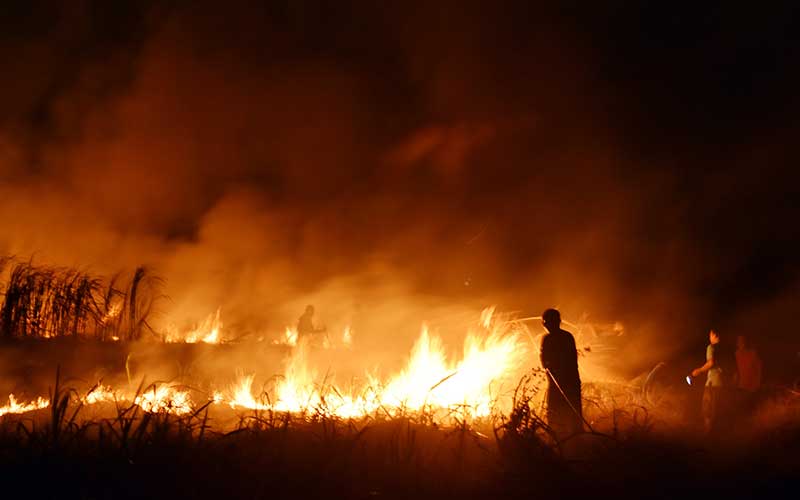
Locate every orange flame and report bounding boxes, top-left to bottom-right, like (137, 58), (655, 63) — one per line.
(2, 307), (528, 424)
(0, 394), (49, 417)
(166, 308), (223, 344)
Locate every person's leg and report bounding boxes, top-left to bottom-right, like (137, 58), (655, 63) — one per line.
(719, 387), (736, 435)
(702, 386), (716, 434)
(546, 388), (574, 439)
(570, 392), (584, 434)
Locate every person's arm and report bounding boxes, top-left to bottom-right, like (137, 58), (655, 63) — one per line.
(691, 356), (714, 377)
(540, 337), (549, 370)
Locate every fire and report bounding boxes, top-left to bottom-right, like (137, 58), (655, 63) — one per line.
(101, 301), (123, 325)
(342, 325), (353, 347)
(229, 307), (526, 421)
(227, 373), (268, 410)
(282, 326), (298, 346)
(480, 306), (495, 329)
(185, 308), (222, 343)
(379, 325), (450, 411)
(166, 308), (223, 343)
(0, 394), (49, 417)
(134, 385), (192, 415)
(377, 319), (523, 418)
(273, 337), (322, 413)
(0, 386), (194, 419)
(1, 307), (528, 425)
(83, 385), (119, 404)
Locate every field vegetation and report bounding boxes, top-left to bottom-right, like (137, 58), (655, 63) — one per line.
(0, 368), (797, 499)
(0, 258), (162, 342)
(0, 258), (797, 498)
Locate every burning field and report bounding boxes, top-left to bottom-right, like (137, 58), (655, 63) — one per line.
(2, 1), (800, 498)
(0, 259), (532, 426)
(0, 312), (528, 424)
(0, 259), (798, 499)
(0, 259), (634, 431)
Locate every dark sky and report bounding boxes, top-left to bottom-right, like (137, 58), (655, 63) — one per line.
(1, 1), (799, 369)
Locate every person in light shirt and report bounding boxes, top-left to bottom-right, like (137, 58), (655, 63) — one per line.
(691, 329), (725, 434)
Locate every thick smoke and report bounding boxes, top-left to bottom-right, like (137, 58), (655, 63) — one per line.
(0, 1), (798, 381)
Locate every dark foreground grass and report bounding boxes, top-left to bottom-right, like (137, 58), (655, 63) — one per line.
(1, 375), (798, 500)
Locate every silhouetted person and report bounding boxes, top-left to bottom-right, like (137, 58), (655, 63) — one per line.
(297, 305), (326, 340)
(540, 308), (583, 436)
(735, 334), (762, 393)
(734, 334), (762, 415)
(691, 329), (726, 434)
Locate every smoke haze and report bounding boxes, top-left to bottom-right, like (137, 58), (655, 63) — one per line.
(1, 1), (798, 378)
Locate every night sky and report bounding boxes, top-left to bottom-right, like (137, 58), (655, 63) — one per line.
(1, 1), (799, 373)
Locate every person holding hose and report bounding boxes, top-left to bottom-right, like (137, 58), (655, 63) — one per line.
(540, 308), (583, 437)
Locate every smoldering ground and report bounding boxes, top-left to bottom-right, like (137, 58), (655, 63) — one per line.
(0, 1), (799, 383)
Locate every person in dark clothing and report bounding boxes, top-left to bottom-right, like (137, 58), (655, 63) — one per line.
(734, 334), (762, 393)
(540, 308), (583, 436)
(733, 334), (763, 417)
(297, 305), (326, 340)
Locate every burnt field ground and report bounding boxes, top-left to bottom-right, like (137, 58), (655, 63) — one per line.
(0, 340), (798, 500)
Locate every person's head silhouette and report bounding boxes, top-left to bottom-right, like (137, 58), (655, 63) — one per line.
(542, 308), (561, 333)
(736, 334), (747, 350)
(305, 305), (315, 316)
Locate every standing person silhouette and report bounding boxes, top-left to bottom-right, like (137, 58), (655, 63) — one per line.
(540, 308), (583, 437)
(734, 334), (762, 416)
(735, 334), (762, 393)
(297, 305), (326, 343)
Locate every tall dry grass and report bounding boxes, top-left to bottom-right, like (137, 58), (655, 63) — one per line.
(0, 258), (163, 341)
